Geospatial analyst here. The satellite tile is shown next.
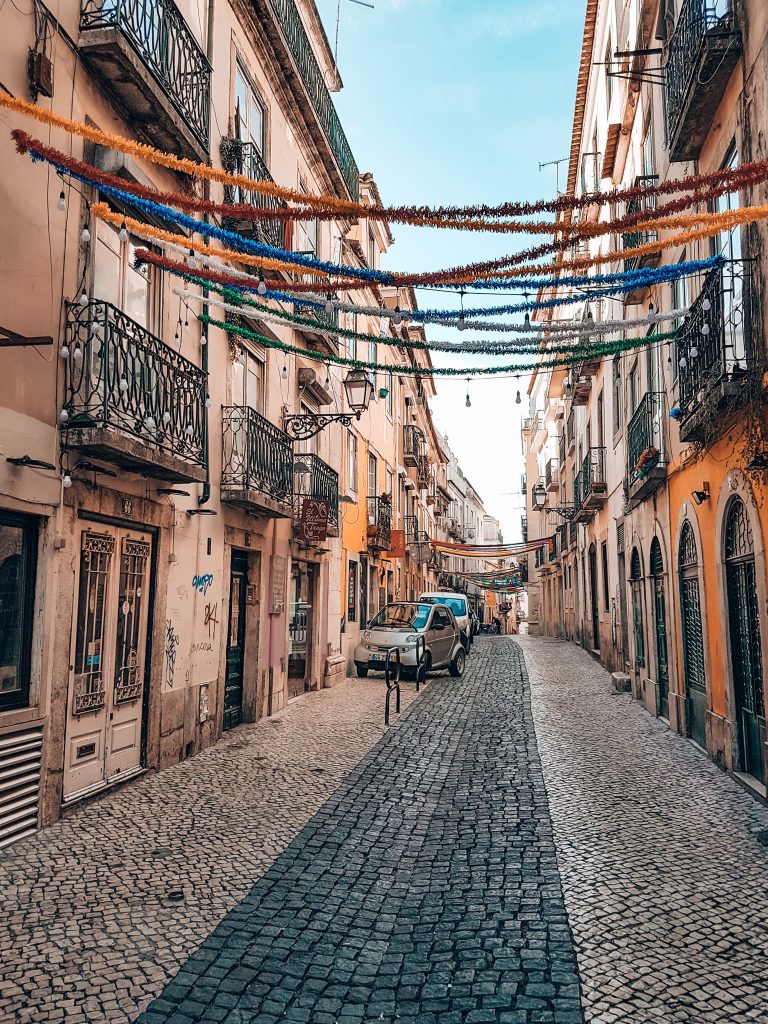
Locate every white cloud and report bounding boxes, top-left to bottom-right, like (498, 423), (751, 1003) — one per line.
(474, 0), (582, 38)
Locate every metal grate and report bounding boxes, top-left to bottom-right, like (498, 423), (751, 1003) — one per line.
(0, 726), (43, 849)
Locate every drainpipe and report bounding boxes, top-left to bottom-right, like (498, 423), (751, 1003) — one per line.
(198, 0), (215, 507)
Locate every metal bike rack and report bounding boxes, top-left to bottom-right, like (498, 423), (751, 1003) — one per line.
(384, 647), (401, 725)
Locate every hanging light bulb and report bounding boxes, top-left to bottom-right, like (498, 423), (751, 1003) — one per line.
(586, 307), (594, 324)
(186, 249), (197, 269)
(465, 379), (471, 408)
(325, 293), (334, 315)
(59, 343), (70, 360)
(647, 302), (656, 323)
(62, 473), (72, 489)
(257, 273), (267, 296)
(701, 323), (710, 335)
(524, 311), (530, 329)
(185, 424), (194, 436)
(81, 226), (91, 244)
(282, 365), (288, 379)
(200, 332), (207, 347)
(78, 291), (88, 307)
(162, 411), (172, 426)
(119, 376), (129, 393)
(118, 221), (129, 243)
(393, 305), (403, 326)
(679, 355), (688, 369)
(58, 408), (69, 424)
(458, 315), (467, 331)
(666, 353), (673, 372)
(174, 328), (180, 344)
(57, 190), (66, 212)
(702, 298), (712, 312)
(205, 394), (212, 409)
(145, 415), (157, 431)
(690, 344), (699, 358)
(72, 345), (83, 362)
(515, 389), (522, 405)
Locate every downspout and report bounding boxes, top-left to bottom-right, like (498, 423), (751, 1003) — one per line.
(198, 0), (215, 506)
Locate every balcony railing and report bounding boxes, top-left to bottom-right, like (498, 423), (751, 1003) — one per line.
(622, 176), (660, 277)
(545, 458), (558, 492)
(403, 424), (429, 484)
(220, 139), (287, 251)
(566, 409), (576, 449)
(665, 0), (741, 162)
(575, 447), (607, 520)
(63, 300), (206, 482)
(676, 265), (752, 441)
(260, 0), (359, 200)
(558, 433), (566, 467)
(79, 0), (210, 154)
(293, 452), (339, 532)
(221, 406), (293, 513)
(521, 516), (528, 543)
(403, 515), (419, 545)
(367, 496), (392, 550)
(627, 393), (666, 501)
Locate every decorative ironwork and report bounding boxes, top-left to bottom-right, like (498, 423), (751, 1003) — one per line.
(558, 433), (565, 467)
(404, 425), (429, 484)
(665, 0), (739, 157)
(283, 410), (357, 441)
(367, 496), (392, 550)
(114, 537), (149, 704)
(580, 447), (607, 503)
(403, 515), (419, 545)
(221, 406), (293, 503)
(622, 176), (660, 275)
(724, 496), (754, 560)
(627, 392), (666, 488)
(566, 409), (575, 448)
(63, 301), (206, 467)
(650, 537), (669, 714)
(679, 521), (706, 694)
(73, 533), (114, 715)
(79, 0), (211, 149)
(630, 547), (645, 668)
(293, 453), (339, 528)
(220, 138), (287, 250)
(261, 0), (359, 200)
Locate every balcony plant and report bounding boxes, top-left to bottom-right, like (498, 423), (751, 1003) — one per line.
(635, 446), (660, 480)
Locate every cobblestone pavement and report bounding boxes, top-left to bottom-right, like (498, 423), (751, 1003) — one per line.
(0, 677), (421, 1024)
(136, 638), (583, 1024)
(518, 635), (768, 1024)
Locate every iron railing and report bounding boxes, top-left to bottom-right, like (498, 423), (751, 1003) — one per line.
(665, 0), (738, 149)
(573, 468), (582, 512)
(580, 447), (607, 503)
(403, 515), (419, 545)
(558, 433), (565, 466)
(293, 452), (339, 528)
(627, 393), (666, 488)
(220, 138), (287, 250)
(521, 516), (528, 543)
(221, 406), (293, 503)
(64, 300), (206, 466)
(262, 0), (359, 200)
(80, 0), (210, 149)
(404, 424), (429, 483)
(566, 409), (575, 448)
(569, 519), (577, 546)
(622, 176), (659, 274)
(677, 264), (751, 412)
(367, 496), (392, 550)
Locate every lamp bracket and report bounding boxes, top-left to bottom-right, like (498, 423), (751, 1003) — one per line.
(283, 411), (359, 441)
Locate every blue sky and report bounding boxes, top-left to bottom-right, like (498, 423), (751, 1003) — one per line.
(316, 0), (583, 538)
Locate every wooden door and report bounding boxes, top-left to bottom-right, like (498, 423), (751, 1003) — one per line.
(224, 551), (247, 731)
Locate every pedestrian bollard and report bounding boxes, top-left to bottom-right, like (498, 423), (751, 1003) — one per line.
(384, 647), (401, 725)
(414, 635), (427, 693)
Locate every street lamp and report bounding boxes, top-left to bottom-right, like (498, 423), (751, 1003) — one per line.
(283, 368), (374, 440)
(531, 481), (548, 510)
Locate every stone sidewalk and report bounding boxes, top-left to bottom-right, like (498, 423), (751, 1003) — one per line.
(0, 676), (421, 1024)
(519, 635), (768, 1024)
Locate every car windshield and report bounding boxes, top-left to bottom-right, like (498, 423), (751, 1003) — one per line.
(422, 596), (466, 617)
(370, 604), (431, 630)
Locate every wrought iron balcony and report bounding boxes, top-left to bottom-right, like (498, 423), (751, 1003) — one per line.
(220, 139), (287, 251)
(403, 515), (419, 546)
(676, 265), (752, 442)
(569, 518), (577, 547)
(79, 0), (210, 161)
(570, 355), (601, 406)
(367, 496), (392, 551)
(627, 392), (667, 504)
(403, 424), (428, 484)
(558, 433), (566, 467)
(622, 176), (662, 281)
(221, 406), (293, 516)
(63, 300), (206, 483)
(566, 409), (576, 450)
(575, 447), (607, 521)
(293, 452), (339, 537)
(254, 0), (359, 200)
(665, 0), (741, 163)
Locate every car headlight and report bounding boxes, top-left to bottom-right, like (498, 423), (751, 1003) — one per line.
(364, 631), (372, 642)
(405, 634), (419, 644)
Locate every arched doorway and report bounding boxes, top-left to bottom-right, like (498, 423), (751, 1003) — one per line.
(724, 498), (765, 781)
(629, 548), (645, 674)
(650, 538), (669, 719)
(679, 521), (707, 747)
(588, 543), (600, 650)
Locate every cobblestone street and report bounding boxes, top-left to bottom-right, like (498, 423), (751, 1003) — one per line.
(3, 638), (768, 1024)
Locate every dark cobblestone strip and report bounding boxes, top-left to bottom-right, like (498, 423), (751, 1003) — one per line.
(135, 638), (585, 1024)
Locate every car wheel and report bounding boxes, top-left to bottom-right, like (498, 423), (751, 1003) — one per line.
(356, 666), (369, 678)
(449, 647), (466, 677)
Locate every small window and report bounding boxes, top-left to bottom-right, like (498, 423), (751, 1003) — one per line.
(232, 346), (265, 414)
(234, 62), (266, 153)
(368, 452), (377, 497)
(347, 431), (357, 495)
(0, 512), (38, 712)
(296, 178), (318, 256)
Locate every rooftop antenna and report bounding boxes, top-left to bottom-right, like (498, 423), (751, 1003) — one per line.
(335, 0), (375, 66)
(538, 157), (568, 196)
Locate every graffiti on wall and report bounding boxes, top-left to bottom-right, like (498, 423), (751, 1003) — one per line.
(165, 620), (180, 689)
(192, 573), (214, 595)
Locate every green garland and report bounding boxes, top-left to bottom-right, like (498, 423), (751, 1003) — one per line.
(200, 313), (678, 377)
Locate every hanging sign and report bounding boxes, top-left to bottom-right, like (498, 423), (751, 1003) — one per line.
(299, 498), (330, 543)
(386, 529), (406, 559)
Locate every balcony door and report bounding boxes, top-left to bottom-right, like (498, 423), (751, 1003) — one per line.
(650, 539), (669, 719)
(588, 544), (599, 651)
(724, 498), (765, 781)
(64, 525), (152, 801)
(224, 551), (248, 731)
(679, 521), (707, 747)
(288, 562), (315, 699)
